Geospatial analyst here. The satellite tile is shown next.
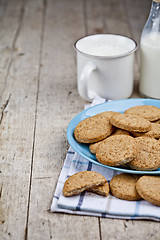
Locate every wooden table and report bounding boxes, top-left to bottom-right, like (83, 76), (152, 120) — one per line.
(0, 0), (159, 239)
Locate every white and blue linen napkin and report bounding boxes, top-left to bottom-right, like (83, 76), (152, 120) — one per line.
(51, 97), (160, 221)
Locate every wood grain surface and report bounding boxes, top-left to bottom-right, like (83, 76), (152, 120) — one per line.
(0, 0), (159, 240)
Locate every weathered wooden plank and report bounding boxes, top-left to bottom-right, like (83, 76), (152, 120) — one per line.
(0, 0), (43, 239)
(86, 0), (131, 36)
(84, 0), (105, 34)
(100, 218), (160, 240)
(27, 0), (100, 239)
(0, 0), (24, 100)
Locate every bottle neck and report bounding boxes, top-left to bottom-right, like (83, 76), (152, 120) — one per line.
(153, 0), (160, 3)
(144, 0), (160, 34)
(150, 1), (160, 19)
(141, 0), (160, 39)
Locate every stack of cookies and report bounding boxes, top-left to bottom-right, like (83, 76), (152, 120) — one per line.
(74, 105), (160, 171)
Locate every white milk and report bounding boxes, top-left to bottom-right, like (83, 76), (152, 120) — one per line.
(83, 44), (127, 57)
(139, 33), (160, 98)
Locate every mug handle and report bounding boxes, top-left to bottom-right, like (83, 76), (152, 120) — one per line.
(79, 61), (98, 101)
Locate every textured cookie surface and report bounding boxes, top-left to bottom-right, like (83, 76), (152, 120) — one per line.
(112, 128), (130, 136)
(63, 171), (106, 197)
(88, 181), (109, 197)
(153, 119), (160, 124)
(96, 135), (136, 166)
(128, 137), (160, 171)
(74, 111), (115, 143)
(131, 123), (160, 139)
(125, 105), (160, 121)
(109, 173), (141, 201)
(136, 176), (160, 206)
(89, 140), (104, 154)
(89, 128), (130, 154)
(110, 113), (151, 133)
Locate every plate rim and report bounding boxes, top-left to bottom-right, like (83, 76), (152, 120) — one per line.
(67, 98), (160, 175)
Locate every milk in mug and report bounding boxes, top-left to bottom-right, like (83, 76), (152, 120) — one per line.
(139, 33), (160, 99)
(75, 34), (137, 101)
(83, 44), (128, 57)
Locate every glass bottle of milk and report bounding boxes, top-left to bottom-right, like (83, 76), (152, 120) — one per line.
(139, 0), (160, 99)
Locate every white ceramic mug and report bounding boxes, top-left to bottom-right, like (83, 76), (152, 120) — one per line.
(74, 34), (137, 102)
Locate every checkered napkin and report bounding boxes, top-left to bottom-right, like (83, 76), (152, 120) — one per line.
(51, 97), (160, 221)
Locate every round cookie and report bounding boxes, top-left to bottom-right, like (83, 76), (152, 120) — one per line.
(63, 171), (107, 197)
(89, 128), (130, 154)
(131, 123), (160, 139)
(124, 105), (160, 121)
(109, 173), (141, 201)
(74, 111), (115, 143)
(128, 137), (160, 171)
(96, 135), (136, 166)
(136, 176), (160, 206)
(110, 113), (151, 133)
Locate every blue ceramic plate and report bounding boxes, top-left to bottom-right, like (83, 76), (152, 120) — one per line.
(67, 98), (160, 174)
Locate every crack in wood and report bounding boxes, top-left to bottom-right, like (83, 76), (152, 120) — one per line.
(123, 220), (128, 230)
(0, 182), (5, 224)
(48, 220), (53, 239)
(24, 0), (47, 239)
(0, 182), (3, 200)
(33, 176), (53, 180)
(0, 94), (11, 124)
(98, 217), (102, 240)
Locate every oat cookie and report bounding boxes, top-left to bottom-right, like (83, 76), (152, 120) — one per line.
(110, 113), (151, 132)
(131, 123), (160, 139)
(89, 140), (104, 154)
(136, 176), (160, 206)
(89, 128), (130, 154)
(125, 105), (160, 121)
(109, 173), (141, 201)
(96, 135), (136, 166)
(98, 111), (117, 119)
(128, 137), (160, 171)
(88, 181), (109, 197)
(63, 171), (107, 197)
(74, 111), (115, 143)
(112, 128), (130, 136)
